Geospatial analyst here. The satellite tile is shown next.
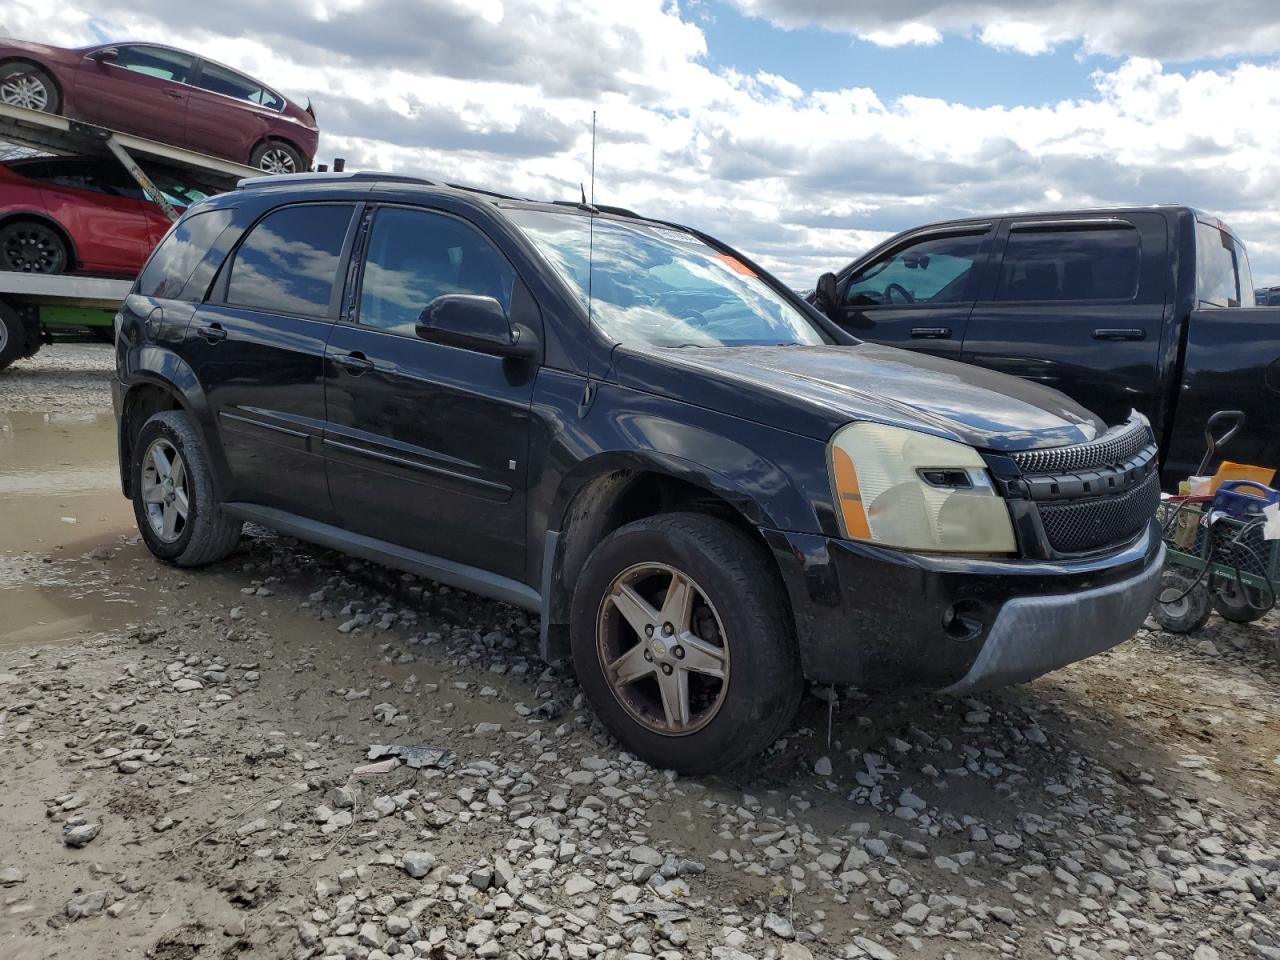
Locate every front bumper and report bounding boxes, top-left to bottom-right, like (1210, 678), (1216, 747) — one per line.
(762, 519), (1165, 691)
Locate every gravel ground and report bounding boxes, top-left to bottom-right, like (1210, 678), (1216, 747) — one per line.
(2, 344), (1279, 960)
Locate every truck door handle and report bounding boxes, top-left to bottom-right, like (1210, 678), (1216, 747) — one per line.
(910, 327), (951, 339)
(334, 351), (374, 375)
(1093, 328), (1145, 341)
(196, 322), (227, 343)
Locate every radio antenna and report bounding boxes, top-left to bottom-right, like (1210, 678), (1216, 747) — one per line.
(578, 110), (597, 415)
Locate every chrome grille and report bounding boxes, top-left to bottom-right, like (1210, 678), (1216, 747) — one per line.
(1010, 418), (1152, 475)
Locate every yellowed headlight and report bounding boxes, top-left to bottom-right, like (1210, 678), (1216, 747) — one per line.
(828, 422), (1016, 554)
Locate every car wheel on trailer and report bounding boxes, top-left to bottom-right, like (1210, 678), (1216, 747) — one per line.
(1211, 578), (1271, 623)
(132, 411), (242, 567)
(1151, 571), (1213, 633)
(570, 512), (803, 774)
(0, 220), (68, 274)
(0, 62), (60, 113)
(250, 140), (305, 175)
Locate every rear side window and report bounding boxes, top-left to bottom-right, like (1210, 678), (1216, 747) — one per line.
(136, 208), (234, 300)
(358, 207), (514, 335)
(197, 62), (280, 110)
(1196, 221), (1253, 307)
(225, 204), (354, 317)
(995, 226), (1140, 302)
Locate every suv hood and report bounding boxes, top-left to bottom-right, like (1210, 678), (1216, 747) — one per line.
(613, 343), (1106, 451)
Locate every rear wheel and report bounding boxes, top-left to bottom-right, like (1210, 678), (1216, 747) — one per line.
(0, 300), (23, 371)
(250, 140), (305, 175)
(0, 62), (59, 113)
(1212, 578), (1271, 623)
(0, 220), (68, 274)
(132, 411), (241, 567)
(570, 512), (802, 774)
(1152, 572), (1212, 634)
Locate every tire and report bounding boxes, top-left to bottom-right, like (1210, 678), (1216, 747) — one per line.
(250, 140), (306, 175)
(131, 411), (241, 567)
(0, 300), (22, 371)
(570, 512), (803, 774)
(0, 220), (69, 274)
(1151, 572), (1212, 634)
(0, 61), (60, 113)
(1212, 578), (1271, 623)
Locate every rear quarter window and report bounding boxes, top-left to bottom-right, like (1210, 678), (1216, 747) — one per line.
(1196, 221), (1253, 307)
(136, 208), (234, 301)
(995, 226), (1140, 302)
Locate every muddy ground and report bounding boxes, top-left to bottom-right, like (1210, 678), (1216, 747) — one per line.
(1, 343), (1278, 960)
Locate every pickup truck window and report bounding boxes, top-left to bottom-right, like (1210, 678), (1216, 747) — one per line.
(1195, 221), (1254, 307)
(358, 207), (514, 335)
(843, 233), (982, 306)
(995, 226), (1139, 302)
(509, 209), (827, 348)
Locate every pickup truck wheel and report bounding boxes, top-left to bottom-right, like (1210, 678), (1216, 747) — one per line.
(1211, 578), (1271, 623)
(571, 512), (802, 774)
(0, 63), (59, 113)
(1151, 572), (1212, 634)
(132, 411), (241, 567)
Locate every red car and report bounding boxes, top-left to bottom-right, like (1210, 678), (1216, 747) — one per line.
(0, 39), (318, 173)
(0, 156), (210, 276)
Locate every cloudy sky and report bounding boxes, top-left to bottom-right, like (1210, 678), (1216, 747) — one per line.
(5, 0), (1280, 287)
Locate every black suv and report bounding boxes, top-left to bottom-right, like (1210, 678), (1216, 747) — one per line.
(113, 172), (1165, 773)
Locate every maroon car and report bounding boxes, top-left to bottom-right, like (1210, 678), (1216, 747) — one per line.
(0, 39), (319, 173)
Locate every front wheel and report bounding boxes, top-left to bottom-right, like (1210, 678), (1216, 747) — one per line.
(132, 411), (241, 567)
(0, 62), (60, 113)
(1151, 571), (1212, 634)
(0, 220), (68, 274)
(570, 512), (802, 774)
(250, 140), (305, 174)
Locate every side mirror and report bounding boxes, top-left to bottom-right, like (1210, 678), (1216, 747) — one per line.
(815, 272), (839, 312)
(88, 47), (120, 63)
(415, 294), (538, 361)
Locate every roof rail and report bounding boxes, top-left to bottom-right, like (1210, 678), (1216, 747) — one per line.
(236, 170), (436, 190)
(550, 199), (644, 219)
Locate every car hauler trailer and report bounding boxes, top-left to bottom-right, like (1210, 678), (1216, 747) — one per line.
(0, 101), (260, 361)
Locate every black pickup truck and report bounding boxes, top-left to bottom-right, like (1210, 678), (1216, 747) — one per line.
(812, 206), (1280, 486)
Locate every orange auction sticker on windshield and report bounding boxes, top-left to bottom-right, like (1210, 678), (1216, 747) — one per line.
(716, 253), (757, 276)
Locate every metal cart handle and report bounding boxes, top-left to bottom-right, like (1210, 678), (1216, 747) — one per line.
(1197, 410), (1245, 476)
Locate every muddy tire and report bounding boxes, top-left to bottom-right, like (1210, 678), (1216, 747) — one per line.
(1212, 578), (1271, 623)
(132, 411), (241, 567)
(0, 300), (21, 371)
(1152, 571), (1212, 634)
(570, 512), (802, 775)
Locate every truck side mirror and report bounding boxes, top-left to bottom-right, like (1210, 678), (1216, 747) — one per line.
(815, 272), (839, 312)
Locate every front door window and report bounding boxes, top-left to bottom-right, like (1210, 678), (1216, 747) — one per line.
(843, 233), (984, 306)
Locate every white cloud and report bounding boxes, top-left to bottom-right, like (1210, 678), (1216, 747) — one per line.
(858, 23), (942, 48)
(2, 0), (1280, 288)
(727, 0), (1280, 61)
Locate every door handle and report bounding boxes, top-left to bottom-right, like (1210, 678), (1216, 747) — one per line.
(164, 90), (184, 100)
(1092, 328), (1145, 341)
(334, 351), (374, 375)
(196, 322), (227, 343)
(910, 327), (951, 339)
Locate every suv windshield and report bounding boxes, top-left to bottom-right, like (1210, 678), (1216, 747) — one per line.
(508, 209), (827, 347)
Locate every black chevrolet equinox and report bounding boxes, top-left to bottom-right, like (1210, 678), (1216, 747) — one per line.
(113, 171), (1165, 773)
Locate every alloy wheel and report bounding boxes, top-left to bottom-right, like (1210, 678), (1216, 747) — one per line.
(596, 562), (730, 736)
(259, 148), (297, 174)
(1, 223), (65, 273)
(139, 438), (190, 543)
(0, 73), (51, 111)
